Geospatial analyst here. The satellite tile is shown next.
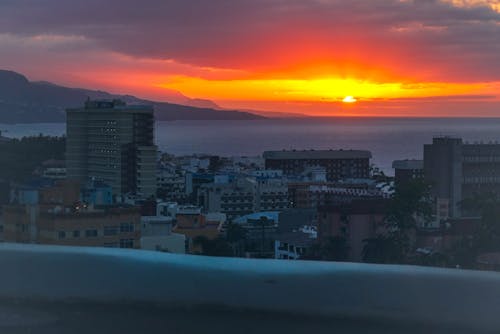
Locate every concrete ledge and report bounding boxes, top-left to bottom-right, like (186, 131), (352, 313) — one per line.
(0, 243), (499, 332)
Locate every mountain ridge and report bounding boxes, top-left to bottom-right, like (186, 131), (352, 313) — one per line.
(0, 70), (265, 123)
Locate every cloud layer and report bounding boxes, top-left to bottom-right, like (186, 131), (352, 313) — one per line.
(0, 0), (499, 115)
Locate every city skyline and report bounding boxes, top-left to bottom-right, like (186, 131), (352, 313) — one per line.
(2, 2), (500, 331)
(0, 0), (499, 117)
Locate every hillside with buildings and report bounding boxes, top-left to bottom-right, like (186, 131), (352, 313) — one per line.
(2, 99), (500, 271)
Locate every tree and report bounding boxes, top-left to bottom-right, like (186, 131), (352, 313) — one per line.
(455, 192), (500, 265)
(193, 236), (232, 257)
(225, 222), (247, 257)
(360, 180), (433, 265)
(384, 179), (434, 261)
(0, 135), (66, 182)
(322, 236), (350, 261)
(256, 216), (273, 257)
(448, 236), (476, 269)
(306, 236), (349, 262)
(370, 164), (390, 182)
(362, 235), (404, 264)
(387, 180), (433, 230)
(411, 251), (450, 267)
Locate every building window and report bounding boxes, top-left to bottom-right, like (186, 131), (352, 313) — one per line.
(104, 242), (119, 248)
(104, 226), (119, 236)
(120, 239), (134, 248)
(120, 223), (135, 233)
(58, 231), (66, 239)
(73, 230), (80, 238)
(85, 229), (98, 237)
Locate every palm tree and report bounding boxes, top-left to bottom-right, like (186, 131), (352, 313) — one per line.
(362, 235), (404, 264)
(385, 179), (433, 259)
(305, 236), (350, 262)
(225, 222), (247, 256)
(257, 216), (272, 257)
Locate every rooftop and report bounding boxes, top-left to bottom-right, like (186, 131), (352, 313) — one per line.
(392, 159), (424, 170)
(234, 211), (280, 224)
(318, 199), (390, 214)
(0, 130), (13, 142)
(67, 99), (153, 113)
(141, 216), (174, 224)
(263, 149), (372, 160)
(277, 231), (316, 247)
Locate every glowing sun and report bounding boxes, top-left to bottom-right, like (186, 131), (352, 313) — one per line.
(342, 96), (357, 103)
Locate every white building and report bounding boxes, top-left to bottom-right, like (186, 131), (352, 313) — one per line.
(140, 216), (185, 254)
(157, 162), (190, 202)
(274, 226), (317, 260)
(198, 177), (289, 219)
(42, 167), (67, 180)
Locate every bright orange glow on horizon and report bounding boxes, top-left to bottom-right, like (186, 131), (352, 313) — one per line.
(2, 0), (499, 117)
(53, 56), (500, 117)
(342, 96), (358, 103)
(157, 75), (499, 104)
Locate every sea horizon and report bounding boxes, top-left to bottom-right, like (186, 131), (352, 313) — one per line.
(3, 117), (500, 175)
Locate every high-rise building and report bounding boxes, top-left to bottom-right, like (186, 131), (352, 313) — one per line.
(66, 99), (157, 198)
(424, 137), (500, 218)
(263, 149), (371, 181)
(424, 137), (463, 218)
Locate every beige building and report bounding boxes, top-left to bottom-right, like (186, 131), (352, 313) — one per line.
(3, 179), (142, 248)
(3, 204), (141, 248)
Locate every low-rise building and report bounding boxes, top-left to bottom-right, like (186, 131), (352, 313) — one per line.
(198, 176), (288, 219)
(274, 227), (317, 260)
(81, 180), (113, 206)
(41, 167), (67, 180)
(318, 199), (390, 262)
(415, 217), (480, 254)
(288, 181), (388, 209)
(234, 211), (280, 258)
(140, 216), (185, 253)
(3, 179), (141, 248)
(274, 208), (318, 260)
(0, 130), (12, 143)
(392, 159), (424, 186)
(263, 149), (371, 181)
(157, 162), (190, 202)
(173, 206), (225, 253)
(3, 204), (141, 248)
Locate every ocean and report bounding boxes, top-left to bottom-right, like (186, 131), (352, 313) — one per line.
(2, 117), (500, 175)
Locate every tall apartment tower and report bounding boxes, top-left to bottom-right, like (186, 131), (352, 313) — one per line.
(66, 99), (157, 198)
(425, 136), (500, 219)
(424, 137), (463, 218)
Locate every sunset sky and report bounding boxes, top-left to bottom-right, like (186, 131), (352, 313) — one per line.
(1, 0), (499, 116)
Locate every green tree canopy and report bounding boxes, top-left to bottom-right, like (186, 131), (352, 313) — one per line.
(0, 135), (66, 182)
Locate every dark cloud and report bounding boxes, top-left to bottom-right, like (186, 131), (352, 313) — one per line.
(0, 0), (499, 81)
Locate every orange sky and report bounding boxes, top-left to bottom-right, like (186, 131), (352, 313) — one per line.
(1, 0), (499, 116)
